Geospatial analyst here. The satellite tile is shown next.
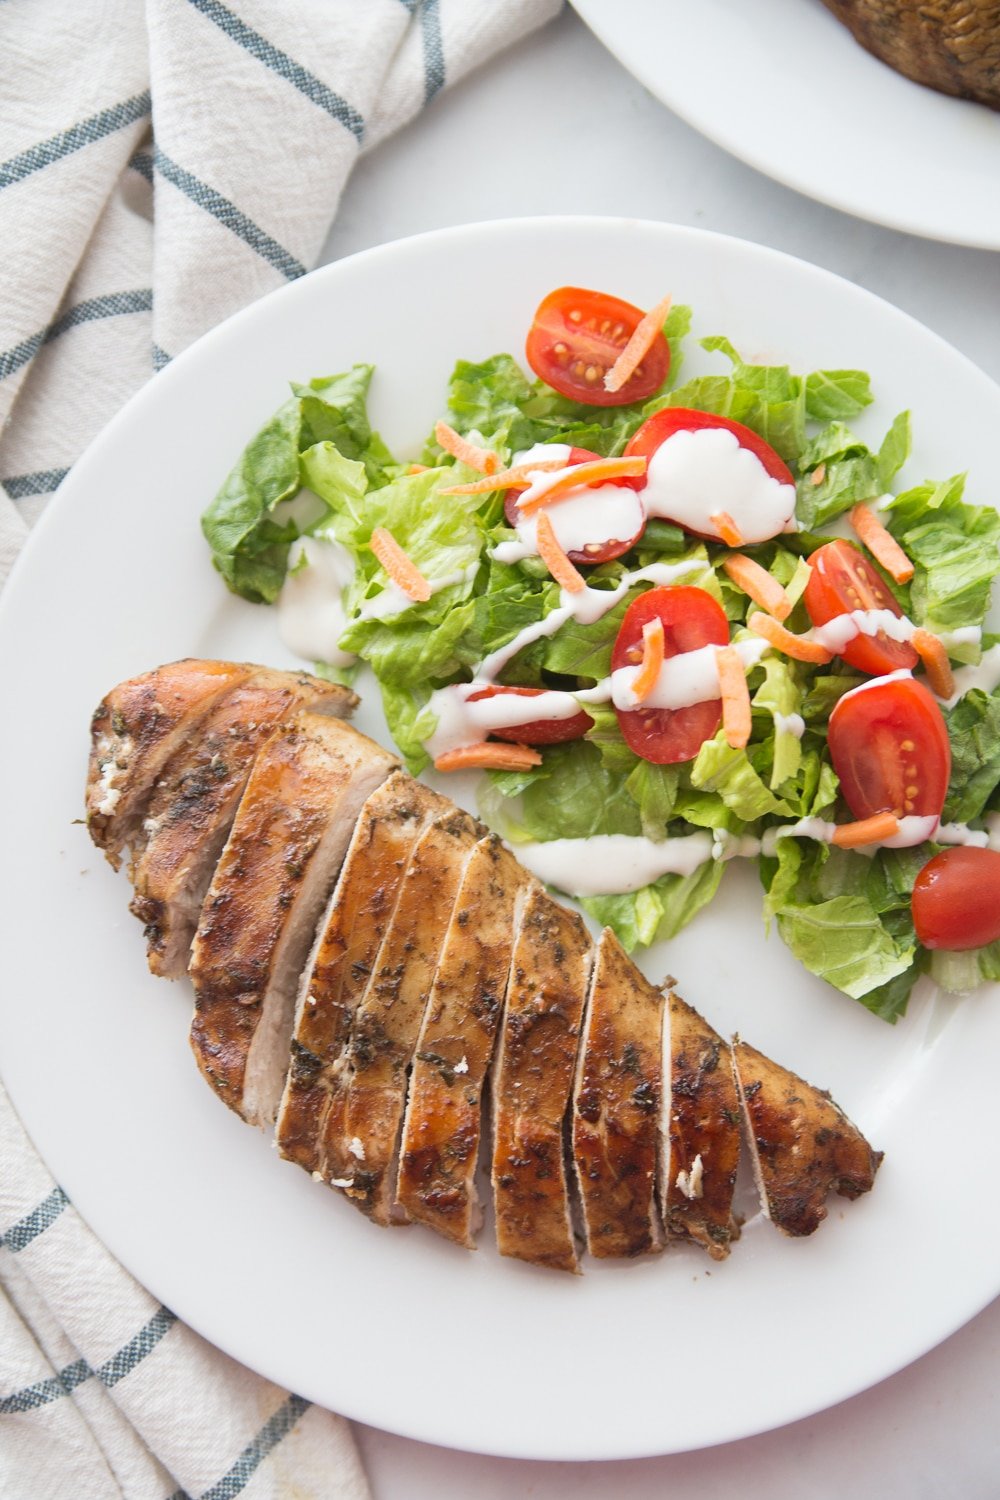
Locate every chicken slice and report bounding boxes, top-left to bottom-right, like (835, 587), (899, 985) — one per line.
(129, 667), (354, 979)
(491, 888), (592, 1274)
(395, 835), (532, 1249)
(731, 1037), (883, 1237)
(571, 928), (665, 1259)
(275, 771), (442, 1178)
(660, 992), (741, 1261)
(87, 660), (254, 867)
(188, 715), (397, 1127)
(321, 804), (483, 1225)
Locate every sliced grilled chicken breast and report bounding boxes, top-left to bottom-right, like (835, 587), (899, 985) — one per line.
(491, 888), (592, 1274)
(660, 992), (741, 1261)
(129, 667), (353, 979)
(189, 715), (397, 1127)
(325, 804), (482, 1225)
(731, 1038), (883, 1237)
(572, 928), (664, 1259)
(275, 771), (441, 1178)
(396, 836), (532, 1249)
(87, 660), (253, 866)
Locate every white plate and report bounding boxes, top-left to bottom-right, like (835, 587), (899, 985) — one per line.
(2, 218), (999, 1461)
(572, 0), (1000, 249)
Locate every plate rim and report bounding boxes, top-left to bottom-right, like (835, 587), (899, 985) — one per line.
(570, 0), (1000, 251)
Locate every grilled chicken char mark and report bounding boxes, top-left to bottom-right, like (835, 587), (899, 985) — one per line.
(572, 928), (665, 1259)
(328, 805), (483, 1226)
(129, 667), (354, 979)
(731, 1038), (883, 1237)
(188, 714), (397, 1127)
(661, 993), (741, 1261)
(275, 772), (442, 1180)
(86, 660), (254, 867)
(396, 836), (534, 1249)
(491, 888), (592, 1274)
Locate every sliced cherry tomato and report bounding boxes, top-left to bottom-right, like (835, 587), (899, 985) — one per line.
(625, 408), (794, 485)
(912, 847), (1000, 951)
(804, 539), (917, 677)
(611, 586), (730, 765)
(828, 676), (950, 823)
(623, 408), (795, 543)
(504, 445), (645, 565)
(525, 287), (670, 407)
(466, 685), (594, 746)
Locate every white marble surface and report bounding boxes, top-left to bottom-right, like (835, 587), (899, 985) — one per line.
(320, 8), (1000, 1495)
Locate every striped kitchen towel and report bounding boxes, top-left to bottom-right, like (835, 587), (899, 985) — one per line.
(0, 0), (561, 570)
(0, 2), (561, 1496)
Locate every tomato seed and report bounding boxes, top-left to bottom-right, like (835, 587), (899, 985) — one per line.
(584, 365), (600, 383)
(569, 309), (582, 323)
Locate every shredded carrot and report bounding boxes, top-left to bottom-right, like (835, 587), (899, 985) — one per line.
(603, 293), (673, 394)
(810, 464), (826, 487)
(440, 459), (567, 496)
(850, 503), (914, 585)
(406, 463), (429, 475)
(723, 554), (793, 622)
(709, 510), (743, 548)
(369, 527), (431, 603)
(630, 618), (665, 703)
(912, 628), (956, 699)
(434, 742), (542, 773)
(716, 646), (752, 749)
(433, 420), (499, 475)
(748, 610), (833, 664)
(535, 511), (586, 593)
(831, 812), (901, 849)
(516, 456), (647, 515)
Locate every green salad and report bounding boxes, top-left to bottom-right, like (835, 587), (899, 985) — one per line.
(201, 293), (1000, 1023)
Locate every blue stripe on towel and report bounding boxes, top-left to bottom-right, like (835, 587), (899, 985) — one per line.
(46, 289), (153, 345)
(98, 1307), (177, 1388)
(153, 150), (307, 281)
(199, 1394), (311, 1500)
(186, 0), (365, 141)
(0, 1186), (69, 1251)
(421, 0), (445, 104)
(0, 1307), (175, 1414)
(0, 1358), (91, 1415)
(0, 290), (153, 385)
(1, 468), (71, 500)
(0, 91), (152, 191)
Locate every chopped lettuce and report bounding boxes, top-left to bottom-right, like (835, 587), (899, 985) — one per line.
(199, 314), (1000, 1021)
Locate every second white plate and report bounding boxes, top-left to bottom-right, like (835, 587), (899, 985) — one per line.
(572, 0), (1000, 248)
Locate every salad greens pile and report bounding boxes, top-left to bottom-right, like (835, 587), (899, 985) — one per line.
(201, 308), (1000, 1023)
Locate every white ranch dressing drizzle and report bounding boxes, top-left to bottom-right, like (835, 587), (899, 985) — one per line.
(278, 537), (357, 668)
(612, 637), (767, 712)
(492, 445), (646, 567)
(643, 426), (797, 543)
(773, 711), (806, 739)
(427, 558), (718, 757)
(942, 642), (1000, 708)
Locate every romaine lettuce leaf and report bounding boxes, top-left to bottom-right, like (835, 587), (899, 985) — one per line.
(885, 476), (1000, 637)
(943, 688), (1000, 823)
(201, 365), (394, 603)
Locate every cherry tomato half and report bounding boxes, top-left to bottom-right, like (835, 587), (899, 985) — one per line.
(466, 685), (594, 746)
(504, 445), (646, 566)
(828, 676), (950, 823)
(912, 847), (1000, 951)
(611, 586), (730, 765)
(525, 287), (670, 408)
(804, 540), (917, 677)
(626, 408), (795, 486)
